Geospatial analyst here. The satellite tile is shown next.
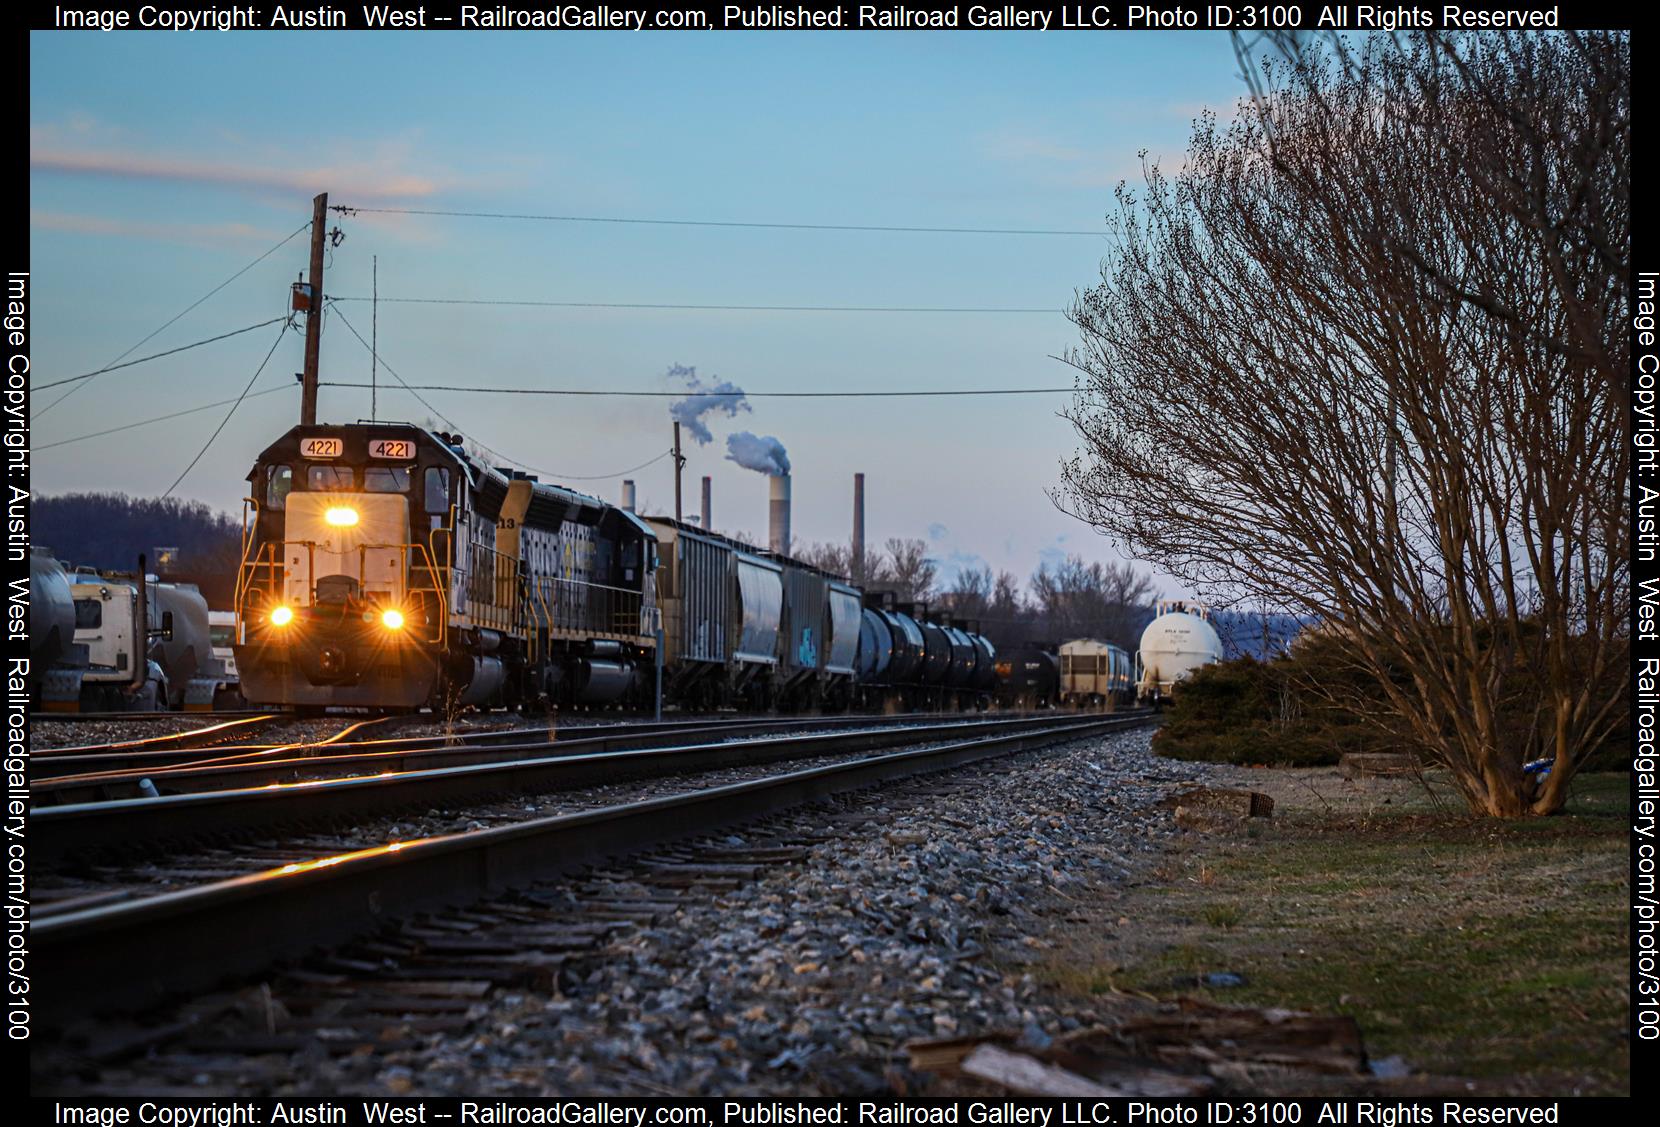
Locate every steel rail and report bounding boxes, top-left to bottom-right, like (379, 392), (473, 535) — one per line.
(31, 712), (1151, 1025)
(32, 711), (1060, 796)
(32, 713), (1148, 861)
(28, 710), (278, 723)
(30, 714), (288, 757)
(30, 709), (1008, 774)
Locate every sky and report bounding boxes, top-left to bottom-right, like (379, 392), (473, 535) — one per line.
(29, 29), (1249, 597)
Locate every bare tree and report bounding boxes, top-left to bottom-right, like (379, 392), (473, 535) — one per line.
(795, 540), (852, 577)
(1060, 33), (1628, 817)
(1029, 555), (1155, 648)
(880, 538), (937, 603)
(939, 565), (993, 621)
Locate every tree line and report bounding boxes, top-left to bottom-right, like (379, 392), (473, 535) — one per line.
(795, 536), (1157, 652)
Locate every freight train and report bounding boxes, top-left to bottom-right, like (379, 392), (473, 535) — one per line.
(231, 423), (1000, 714)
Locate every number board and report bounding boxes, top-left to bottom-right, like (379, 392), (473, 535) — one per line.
(368, 438), (416, 460)
(300, 437), (343, 459)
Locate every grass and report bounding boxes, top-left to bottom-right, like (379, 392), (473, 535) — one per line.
(1040, 771), (1631, 1095)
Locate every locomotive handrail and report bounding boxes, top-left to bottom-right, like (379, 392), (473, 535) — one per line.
(233, 497), (263, 629)
(421, 507), (455, 647)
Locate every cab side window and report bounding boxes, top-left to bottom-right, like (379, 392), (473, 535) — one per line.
(266, 465), (293, 510)
(424, 467), (451, 514)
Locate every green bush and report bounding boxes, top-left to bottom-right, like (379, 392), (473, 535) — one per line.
(1155, 628), (1630, 772)
(1153, 647), (1397, 767)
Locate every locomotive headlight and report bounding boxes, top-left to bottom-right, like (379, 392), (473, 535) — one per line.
(325, 506), (360, 527)
(380, 608), (405, 631)
(269, 606), (294, 627)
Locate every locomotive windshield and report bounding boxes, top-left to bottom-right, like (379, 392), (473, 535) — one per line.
(307, 464), (354, 490)
(364, 466), (410, 492)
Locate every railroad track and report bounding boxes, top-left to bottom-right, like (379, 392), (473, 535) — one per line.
(32, 712), (1145, 859)
(31, 711), (1152, 1031)
(31, 709), (1016, 782)
(31, 707), (1012, 774)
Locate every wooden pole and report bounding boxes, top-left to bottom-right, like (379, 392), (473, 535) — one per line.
(300, 192), (328, 426)
(673, 422), (684, 522)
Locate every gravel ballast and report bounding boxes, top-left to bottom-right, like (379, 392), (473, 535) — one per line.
(275, 724), (1213, 1096)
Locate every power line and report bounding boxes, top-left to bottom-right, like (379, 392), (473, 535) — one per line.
(335, 205), (1103, 237)
(36, 316), (292, 392)
(37, 382), (296, 451)
(164, 321), (292, 498)
(326, 302), (677, 482)
(543, 449), (676, 481)
(35, 220), (310, 419)
(319, 382), (1077, 398)
(324, 296), (1060, 314)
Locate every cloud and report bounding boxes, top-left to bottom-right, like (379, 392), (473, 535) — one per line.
(30, 209), (283, 246)
(29, 128), (463, 203)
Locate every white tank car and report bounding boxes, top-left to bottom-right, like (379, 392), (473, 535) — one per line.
(1136, 600), (1223, 704)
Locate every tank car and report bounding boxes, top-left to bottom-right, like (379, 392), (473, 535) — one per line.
(994, 643), (1060, 710)
(28, 550), (78, 684)
(1135, 600), (1223, 705)
(234, 423), (659, 712)
(851, 596), (994, 710)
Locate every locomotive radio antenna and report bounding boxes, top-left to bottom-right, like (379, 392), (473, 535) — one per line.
(371, 254), (378, 422)
(300, 191), (328, 426)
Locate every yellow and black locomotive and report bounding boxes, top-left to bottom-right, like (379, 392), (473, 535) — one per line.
(233, 423), (659, 711)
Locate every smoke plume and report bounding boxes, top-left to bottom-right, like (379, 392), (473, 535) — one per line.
(667, 364), (749, 445)
(725, 432), (791, 476)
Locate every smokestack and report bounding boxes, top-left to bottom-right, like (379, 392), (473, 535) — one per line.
(768, 474), (791, 555)
(853, 472), (865, 579)
(621, 480), (636, 512)
(701, 475), (712, 532)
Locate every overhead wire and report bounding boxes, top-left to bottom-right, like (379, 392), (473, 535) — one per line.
(35, 219), (311, 418)
(37, 382), (297, 451)
(36, 316), (292, 391)
(325, 301), (677, 482)
(324, 296), (1060, 314)
(334, 205), (1104, 237)
(162, 319), (292, 498)
(319, 382), (1077, 398)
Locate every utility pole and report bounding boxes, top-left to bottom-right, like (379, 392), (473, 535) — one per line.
(672, 422), (685, 522)
(300, 192), (328, 426)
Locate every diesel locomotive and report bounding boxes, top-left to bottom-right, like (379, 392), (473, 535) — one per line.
(234, 423), (659, 711)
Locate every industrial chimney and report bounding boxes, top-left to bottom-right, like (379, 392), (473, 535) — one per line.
(701, 475), (712, 533)
(768, 474), (791, 555)
(852, 472), (865, 580)
(621, 480), (636, 513)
